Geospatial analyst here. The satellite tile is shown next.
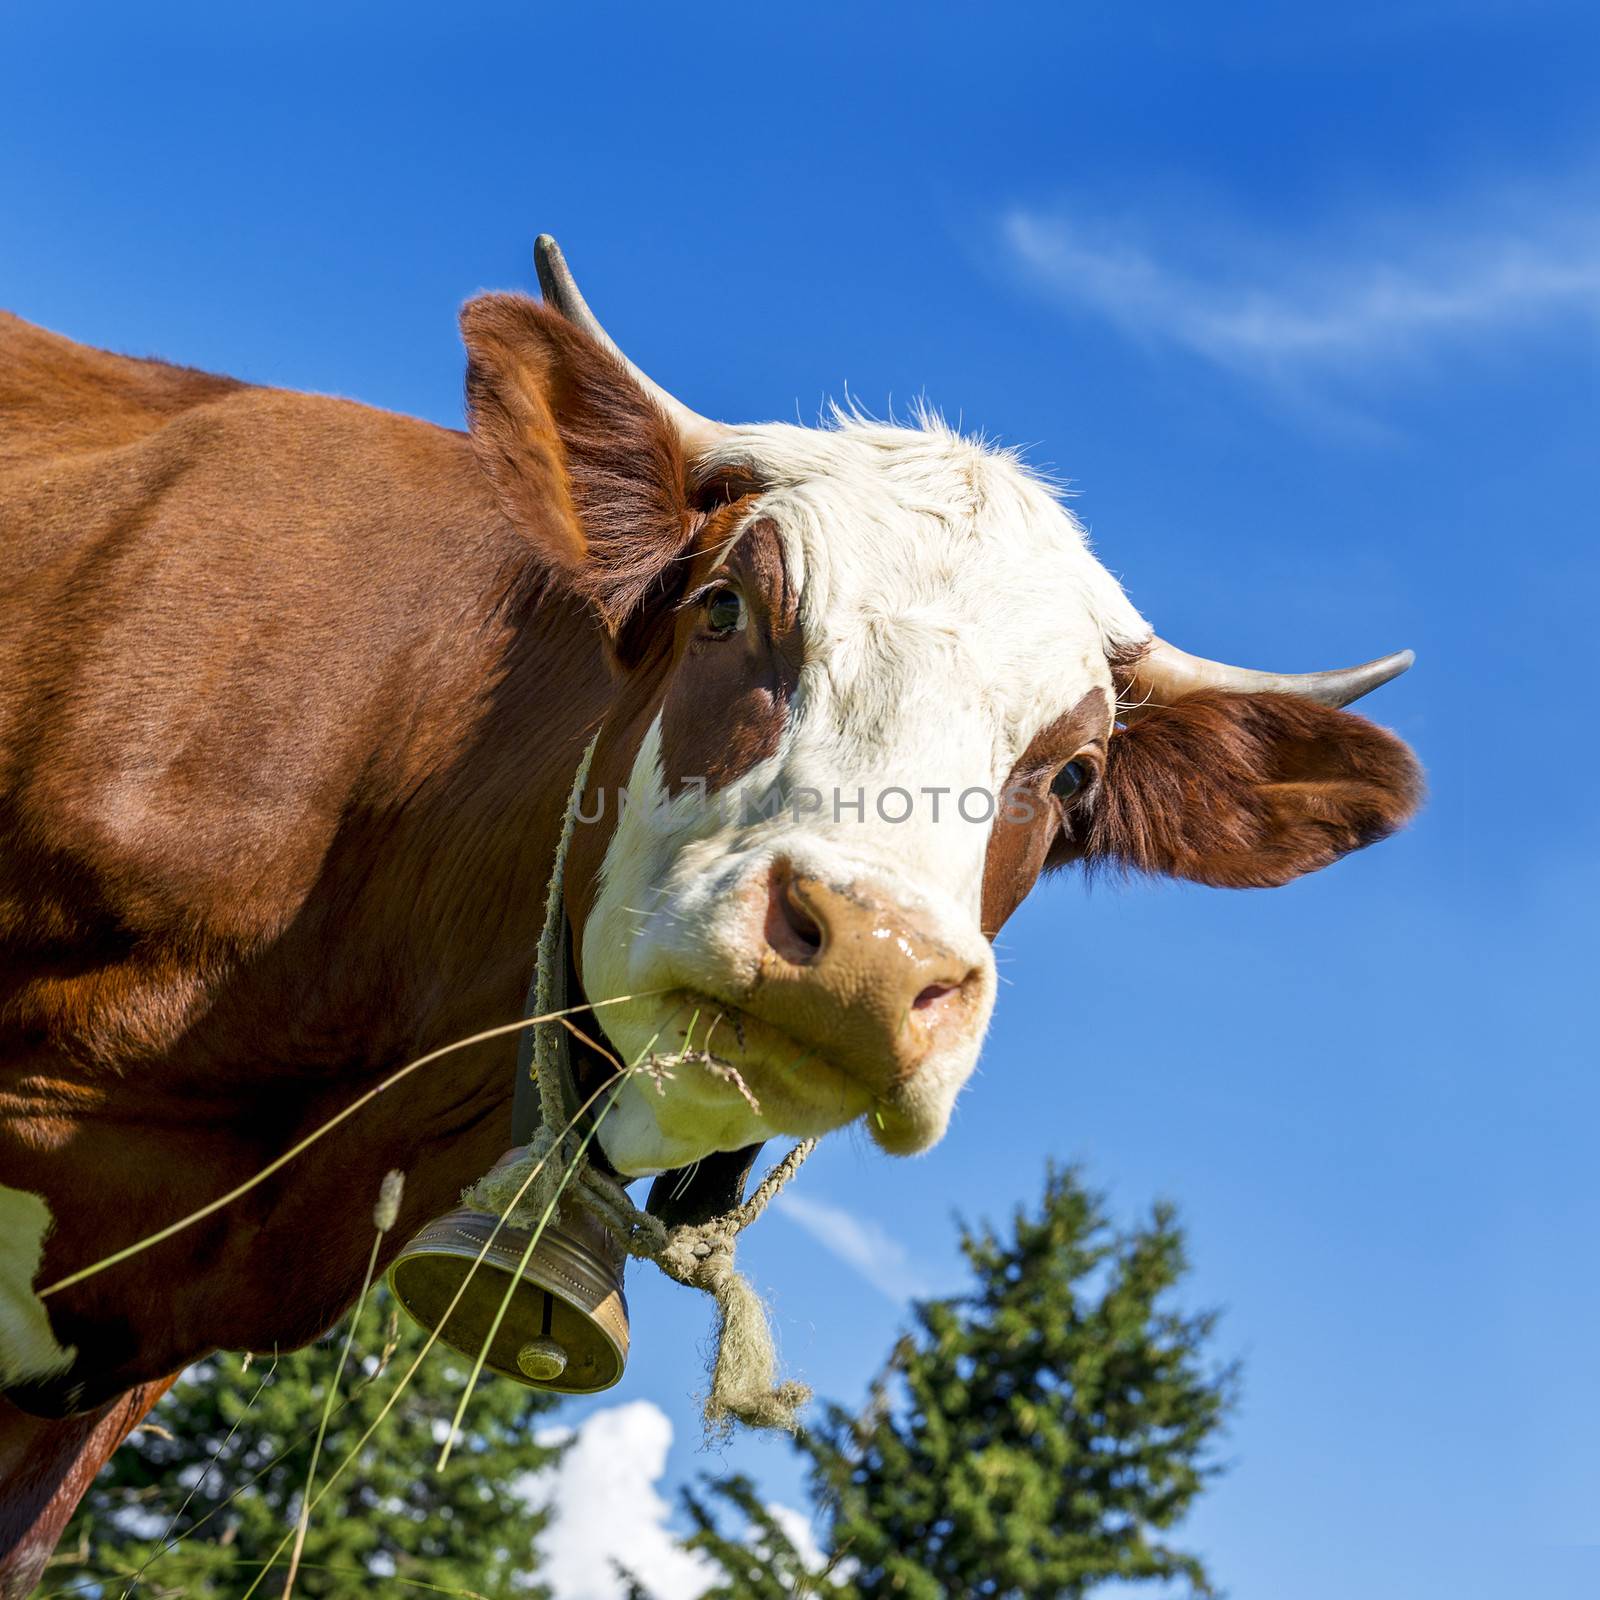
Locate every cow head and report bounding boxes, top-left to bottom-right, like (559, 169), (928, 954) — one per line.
(463, 240), (1422, 1178)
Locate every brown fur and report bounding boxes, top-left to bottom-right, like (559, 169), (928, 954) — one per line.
(0, 306), (674, 1577)
(563, 506), (803, 944)
(462, 294), (693, 638)
(1060, 690), (1424, 888)
(656, 516), (803, 794)
(983, 687), (1111, 935)
(0, 1380), (174, 1600)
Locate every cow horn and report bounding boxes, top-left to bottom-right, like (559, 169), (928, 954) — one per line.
(1123, 637), (1414, 714)
(534, 234), (730, 457)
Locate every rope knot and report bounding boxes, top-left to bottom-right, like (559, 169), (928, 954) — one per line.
(648, 1215), (810, 1437)
(462, 1125), (575, 1227)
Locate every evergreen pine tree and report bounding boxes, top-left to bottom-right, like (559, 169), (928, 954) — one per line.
(621, 1474), (849, 1600)
(646, 1165), (1236, 1600)
(49, 1285), (566, 1600)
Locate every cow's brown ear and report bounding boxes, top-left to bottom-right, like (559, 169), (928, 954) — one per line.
(461, 293), (692, 633)
(1065, 690), (1423, 888)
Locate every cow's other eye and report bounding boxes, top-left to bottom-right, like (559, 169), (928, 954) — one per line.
(703, 586), (746, 637)
(1052, 760), (1089, 802)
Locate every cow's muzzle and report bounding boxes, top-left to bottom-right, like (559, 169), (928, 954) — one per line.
(739, 859), (987, 1126)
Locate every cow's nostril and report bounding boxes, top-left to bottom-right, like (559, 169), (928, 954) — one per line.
(765, 865), (825, 965)
(912, 980), (958, 1011)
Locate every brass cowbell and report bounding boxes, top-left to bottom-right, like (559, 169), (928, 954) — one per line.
(388, 1196), (629, 1395)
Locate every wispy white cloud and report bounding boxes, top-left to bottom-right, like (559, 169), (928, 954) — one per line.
(1002, 189), (1600, 387)
(775, 1191), (933, 1304)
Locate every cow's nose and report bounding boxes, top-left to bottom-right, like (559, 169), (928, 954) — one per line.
(754, 860), (984, 1087)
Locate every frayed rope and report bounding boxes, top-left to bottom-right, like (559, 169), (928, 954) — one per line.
(464, 735), (814, 1435)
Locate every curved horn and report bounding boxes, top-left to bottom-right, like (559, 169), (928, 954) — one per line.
(534, 234), (730, 457)
(1125, 637), (1414, 713)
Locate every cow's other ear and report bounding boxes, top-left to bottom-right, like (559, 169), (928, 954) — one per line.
(1065, 690), (1423, 888)
(461, 293), (691, 634)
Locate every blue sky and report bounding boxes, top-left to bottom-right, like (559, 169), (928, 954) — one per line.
(5, 3), (1598, 1597)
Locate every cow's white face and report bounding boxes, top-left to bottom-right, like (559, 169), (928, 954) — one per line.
(573, 419), (1148, 1175)
(463, 286), (1421, 1183)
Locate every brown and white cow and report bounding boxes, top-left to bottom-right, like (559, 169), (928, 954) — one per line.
(0, 238), (1420, 1591)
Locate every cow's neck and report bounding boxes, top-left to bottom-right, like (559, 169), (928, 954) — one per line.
(13, 546), (623, 1406)
(0, 1380), (175, 1598)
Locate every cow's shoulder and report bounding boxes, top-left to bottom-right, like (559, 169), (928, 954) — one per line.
(0, 312), (484, 512)
(0, 324), (527, 966)
(0, 312), (247, 463)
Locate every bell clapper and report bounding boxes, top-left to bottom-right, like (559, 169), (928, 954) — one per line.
(516, 1290), (569, 1381)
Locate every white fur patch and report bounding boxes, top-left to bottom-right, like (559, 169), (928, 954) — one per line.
(584, 415), (1149, 1174)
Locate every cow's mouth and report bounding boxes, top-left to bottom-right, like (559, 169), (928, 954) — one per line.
(642, 988), (876, 1136)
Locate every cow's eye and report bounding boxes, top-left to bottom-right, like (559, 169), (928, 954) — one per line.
(1052, 760), (1089, 802)
(703, 586), (745, 637)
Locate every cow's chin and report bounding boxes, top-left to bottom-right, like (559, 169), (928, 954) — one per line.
(589, 989), (949, 1177)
